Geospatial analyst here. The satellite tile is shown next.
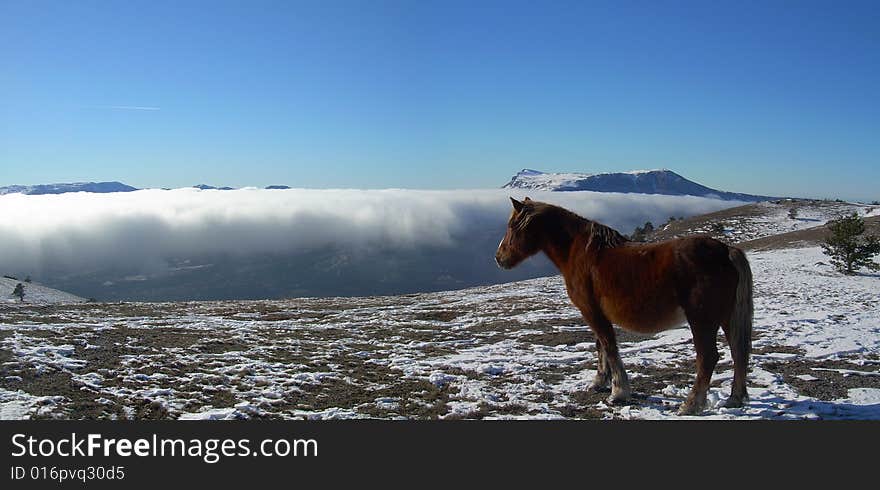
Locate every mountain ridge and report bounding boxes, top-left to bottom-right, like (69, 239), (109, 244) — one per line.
(0, 182), (299, 195)
(0, 181), (138, 195)
(503, 168), (778, 202)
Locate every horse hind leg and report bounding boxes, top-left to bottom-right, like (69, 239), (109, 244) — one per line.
(721, 321), (748, 408)
(678, 323), (720, 415)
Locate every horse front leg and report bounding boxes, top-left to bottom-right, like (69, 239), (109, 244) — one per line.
(589, 339), (611, 392)
(590, 319), (630, 404)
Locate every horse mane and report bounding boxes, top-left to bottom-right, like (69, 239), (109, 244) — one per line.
(525, 201), (629, 250)
(587, 220), (629, 249)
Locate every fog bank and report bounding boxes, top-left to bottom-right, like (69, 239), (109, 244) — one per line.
(0, 188), (742, 299)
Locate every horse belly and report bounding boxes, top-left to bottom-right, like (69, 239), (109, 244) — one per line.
(605, 301), (688, 334)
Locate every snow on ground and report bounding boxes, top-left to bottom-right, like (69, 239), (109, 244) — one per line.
(750, 247), (879, 358)
(0, 246), (877, 420)
(0, 277), (86, 304)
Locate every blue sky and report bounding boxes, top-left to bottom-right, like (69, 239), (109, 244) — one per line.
(1, 1), (878, 200)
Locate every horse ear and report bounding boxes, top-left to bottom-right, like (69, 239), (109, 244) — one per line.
(510, 197), (525, 212)
(524, 196), (532, 202)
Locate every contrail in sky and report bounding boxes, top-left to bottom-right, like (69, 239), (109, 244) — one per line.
(106, 105), (161, 111)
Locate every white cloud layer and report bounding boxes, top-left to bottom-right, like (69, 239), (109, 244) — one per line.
(0, 188), (742, 277)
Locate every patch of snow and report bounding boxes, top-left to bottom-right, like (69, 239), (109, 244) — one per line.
(0, 388), (63, 420)
(845, 388), (880, 406)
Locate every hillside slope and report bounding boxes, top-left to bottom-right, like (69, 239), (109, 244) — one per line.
(0, 277), (86, 304)
(644, 199), (878, 246)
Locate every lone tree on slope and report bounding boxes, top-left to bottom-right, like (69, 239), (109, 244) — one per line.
(821, 213), (880, 275)
(630, 221), (654, 242)
(13, 283), (25, 302)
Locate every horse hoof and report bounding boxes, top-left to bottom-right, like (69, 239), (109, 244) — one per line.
(677, 398), (707, 415)
(606, 392), (631, 405)
(723, 397), (745, 409)
(589, 383), (611, 393)
(677, 404), (702, 416)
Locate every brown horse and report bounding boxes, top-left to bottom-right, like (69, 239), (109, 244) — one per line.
(495, 197), (753, 415)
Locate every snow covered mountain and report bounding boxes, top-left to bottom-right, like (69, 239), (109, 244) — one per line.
(0, 181), (137, 195)
(503, 169), (777, 202)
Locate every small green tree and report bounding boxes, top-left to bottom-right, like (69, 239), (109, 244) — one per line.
(821, 213), (880, 274)
(788, 208), (798, 220)
(13, 283), (25, 302)
(630, 221), (654, 242)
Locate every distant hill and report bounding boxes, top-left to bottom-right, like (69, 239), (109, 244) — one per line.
(193, 184), (293, 190)
(0, 276), (86, 304)
(0, 181), (137, 195)
(0, 181), (303, 194)
(192, 184), (235, 190)
(503, 168), (777, 202)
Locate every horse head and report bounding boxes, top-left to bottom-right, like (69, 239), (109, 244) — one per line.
(495, 197), (543, 269)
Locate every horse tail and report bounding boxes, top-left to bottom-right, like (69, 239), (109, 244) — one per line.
(727, 246), (753, 370)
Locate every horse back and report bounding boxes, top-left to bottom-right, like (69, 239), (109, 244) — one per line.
(571, 235), (737, 333)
